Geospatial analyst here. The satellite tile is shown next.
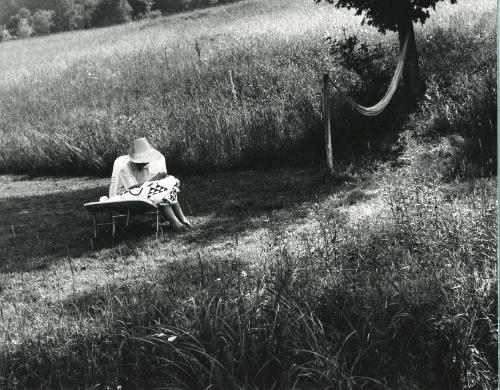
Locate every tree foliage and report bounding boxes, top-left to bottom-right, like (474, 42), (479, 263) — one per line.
(16, 17), (33, 37)
(31, 9), (55, 35)
(0, 0), (242, 40)
(0, 0), (20, 25)
(315, 0), (458, 33)
(128, 0), (154, 18)
(91, 0), (132, 27)
(17, 6), (32, 19)
(153, 0), (188, 13)
(6, 14), (21, 36)
(51, 0), (79, 31)
(0, 29), (13, 42)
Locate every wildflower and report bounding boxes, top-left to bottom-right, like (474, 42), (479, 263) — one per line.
(241, 271), (247, 277)
(215, 278), (221, 282)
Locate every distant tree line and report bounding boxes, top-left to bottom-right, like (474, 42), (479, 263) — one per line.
(0, 0), (238, 41)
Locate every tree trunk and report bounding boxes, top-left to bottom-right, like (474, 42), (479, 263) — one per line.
(397, 10), (423, 108)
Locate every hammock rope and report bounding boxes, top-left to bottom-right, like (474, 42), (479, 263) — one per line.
(327, 27), (410, 117)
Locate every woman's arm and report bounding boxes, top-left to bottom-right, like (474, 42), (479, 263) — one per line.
(150, 172), (168, 181)
(109, 176), (119, 198)
(148, 156), (167, 181)
(109, 156), (130, 197)
(113, 163), (140, 196)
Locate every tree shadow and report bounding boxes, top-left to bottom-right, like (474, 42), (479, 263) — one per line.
(0, 167), (350, 274)
(0, 182), (106, 273)
(179, 167), (349, 243)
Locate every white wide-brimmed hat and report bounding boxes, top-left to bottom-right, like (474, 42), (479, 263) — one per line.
(128, 138), (162, 164)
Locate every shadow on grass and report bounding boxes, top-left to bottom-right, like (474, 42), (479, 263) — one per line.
(0, 182), (105, 273)
(0, 167), (350, 273)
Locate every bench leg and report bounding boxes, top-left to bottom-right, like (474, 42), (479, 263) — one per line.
(156, 209), (159, 238)
(93, 214), (97, 239)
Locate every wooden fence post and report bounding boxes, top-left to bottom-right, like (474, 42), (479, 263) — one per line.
(322, 74), (334, 175)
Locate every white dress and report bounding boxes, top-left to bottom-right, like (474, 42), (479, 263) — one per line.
(109, 155), (168, 198)
(103, 155), (180, 205)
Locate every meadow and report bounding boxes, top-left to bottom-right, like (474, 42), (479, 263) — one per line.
(0, 0), (497, 388)
(0, 0), (495, 175)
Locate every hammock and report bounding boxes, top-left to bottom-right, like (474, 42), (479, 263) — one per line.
(328, 27), (410, 117)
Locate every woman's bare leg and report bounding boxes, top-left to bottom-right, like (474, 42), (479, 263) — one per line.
(171, 202), (191, 227)
(159, 205), (184, 229)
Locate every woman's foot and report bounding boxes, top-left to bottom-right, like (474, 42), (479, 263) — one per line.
(170, 222), (185, 231)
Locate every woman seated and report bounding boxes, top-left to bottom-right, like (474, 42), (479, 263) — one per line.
(107, 137), (191, 230)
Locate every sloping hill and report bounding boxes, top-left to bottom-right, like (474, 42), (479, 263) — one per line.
(0, 1), (496, 388)
(0, 0), (495, 175)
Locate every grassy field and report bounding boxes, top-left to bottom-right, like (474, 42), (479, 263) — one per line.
(0, 165), (496, 389)
(0, 0), (496, 175)
(0, 0), (497, 388)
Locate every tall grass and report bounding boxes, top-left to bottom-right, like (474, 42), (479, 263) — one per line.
(0, 168), (495, 389)
(400, 6), (497, 178)
(0, 0), (495, 175)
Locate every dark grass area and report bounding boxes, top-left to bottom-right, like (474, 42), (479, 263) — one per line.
(0, 167), (352, 273)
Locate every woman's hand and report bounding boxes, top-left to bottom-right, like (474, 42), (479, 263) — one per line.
(151, 172), (168, 181)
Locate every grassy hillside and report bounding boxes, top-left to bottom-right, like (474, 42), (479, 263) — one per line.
(0, 0), (497, 388)
(0, 0), (496, 175)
